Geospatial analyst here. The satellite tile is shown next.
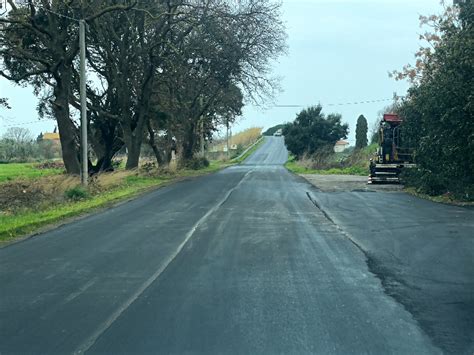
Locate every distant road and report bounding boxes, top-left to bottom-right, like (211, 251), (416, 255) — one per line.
(1, 136), (472, 354)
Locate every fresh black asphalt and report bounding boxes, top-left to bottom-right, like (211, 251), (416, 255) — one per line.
(0, 136), (472, 354)
(311, 189), (474, 354)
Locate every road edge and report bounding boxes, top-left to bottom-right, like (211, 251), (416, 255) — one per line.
(0, 169), (227, 249)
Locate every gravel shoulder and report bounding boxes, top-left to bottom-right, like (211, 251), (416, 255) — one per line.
(300, 173), (403, 192)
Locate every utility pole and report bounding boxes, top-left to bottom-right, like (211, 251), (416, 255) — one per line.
(200, 96), (205, 157)
(226, 118), (229, 159)
(79, 19), (88, 186)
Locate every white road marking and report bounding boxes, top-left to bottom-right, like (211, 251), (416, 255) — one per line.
(74, 169), (253, 354)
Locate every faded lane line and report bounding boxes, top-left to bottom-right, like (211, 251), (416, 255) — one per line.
(64, 278), (97, 304)
(74, 169), (253, 354)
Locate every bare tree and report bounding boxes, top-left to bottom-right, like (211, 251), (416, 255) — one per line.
(3, 126), (32, 143)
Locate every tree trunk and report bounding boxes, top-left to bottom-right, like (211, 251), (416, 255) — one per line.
(53, 66), (81, 175)
(89, 122), (124, 173)
(124, 68), (154, 170)
(147, 121), (164, 166)
(181, 122), (197, 161)
(124, 133), (142, 169)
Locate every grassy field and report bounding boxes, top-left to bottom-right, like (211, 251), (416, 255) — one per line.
(0, 160), (230, 243)
(0, 163), (63, 182)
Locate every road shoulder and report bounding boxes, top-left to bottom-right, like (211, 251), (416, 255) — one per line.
(302, 174), (474, 354)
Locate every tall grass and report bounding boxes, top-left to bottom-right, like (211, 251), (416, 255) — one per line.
(210, 127), (262, 154)
(286, 144), (377, 176)
(230, 127), (262, 146)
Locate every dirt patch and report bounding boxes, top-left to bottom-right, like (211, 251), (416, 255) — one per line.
(0, 175), (80, 214)
(34, 161), (65, 170)
(301, 174), (404, 192)
(0, 170), (139, 215)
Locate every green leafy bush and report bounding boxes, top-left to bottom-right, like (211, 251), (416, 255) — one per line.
(183, 157), (210, 170)
(283, 105), (348, 158)
(64, 186), (89, 201)
(396, 2), (473, 198)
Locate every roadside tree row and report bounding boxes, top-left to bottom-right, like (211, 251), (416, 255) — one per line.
(0, 0), (286, 173)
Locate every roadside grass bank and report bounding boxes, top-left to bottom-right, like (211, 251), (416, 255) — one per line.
(0, 162), (64, 182)
(404, 187), (474, 207)
(285, 156), (367, 176)
(231, 136), (265, 164)
(0, 160), (230, 244)
(284, 144), (377, 177)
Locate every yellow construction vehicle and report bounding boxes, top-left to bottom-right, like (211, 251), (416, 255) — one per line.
(368, 113), (415, 184)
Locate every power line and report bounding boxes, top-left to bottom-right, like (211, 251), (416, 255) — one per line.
(327, 98), (394, 106)
(0, 119), (55, 128)
(41, 7), (79, 22)
(257, 98), (396, 109)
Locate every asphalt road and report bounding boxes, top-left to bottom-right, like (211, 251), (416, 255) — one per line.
(0, 137), (471, 354)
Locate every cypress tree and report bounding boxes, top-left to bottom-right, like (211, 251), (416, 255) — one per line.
(355, 114), (368, 149)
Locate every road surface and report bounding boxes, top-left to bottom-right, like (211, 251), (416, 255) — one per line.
(0, 137), (472, 354)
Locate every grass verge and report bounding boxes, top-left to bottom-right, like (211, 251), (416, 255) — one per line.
(0, 161), (229, 244)
(285, 156), (367, 176)
(231, 136), (265, 164)
(404, 187), (474, 207)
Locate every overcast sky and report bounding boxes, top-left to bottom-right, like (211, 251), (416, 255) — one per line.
(0, 0), (443, 144)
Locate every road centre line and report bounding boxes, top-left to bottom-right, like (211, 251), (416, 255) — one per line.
(74, 169), (253, 354)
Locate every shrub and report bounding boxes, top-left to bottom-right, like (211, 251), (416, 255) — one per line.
(394, 2), (473, 198)
(140, 161), (157, 173)
(283, 105), (348, 158)
(184, 157), (210, 170)
(230, 143), (244, 159)
(35, 161), (65, 170)
(64, 186), (89, 201)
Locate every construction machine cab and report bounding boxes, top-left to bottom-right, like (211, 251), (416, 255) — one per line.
(369, 113), (415, 184)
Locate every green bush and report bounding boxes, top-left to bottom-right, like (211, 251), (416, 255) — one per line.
(396, 2), (473, 199)
(283, 105), (348, 159)
(401, 168), (473, 201)
(64, 186), (89, 201)
(183, 157), (210, 170)
(230, 143), (245, 159)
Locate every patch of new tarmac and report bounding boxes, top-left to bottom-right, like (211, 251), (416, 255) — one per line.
(302, 173), (474, 354)
(0, 137), (469, 353)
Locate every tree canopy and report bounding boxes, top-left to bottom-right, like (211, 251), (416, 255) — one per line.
(395, 1), (473, 198)
(0, 0), (286, 173)
(283, 105), (348, 159)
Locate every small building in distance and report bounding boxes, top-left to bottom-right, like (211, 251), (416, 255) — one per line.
(37, 129), (60, 146)
(37, 129), (61, 159)
(334, 140), (349, 153)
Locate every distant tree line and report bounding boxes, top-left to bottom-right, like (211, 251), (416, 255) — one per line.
(0, 0), (286, 174)
(0, 127), (61, 163)
(392, 1), (473, 198)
